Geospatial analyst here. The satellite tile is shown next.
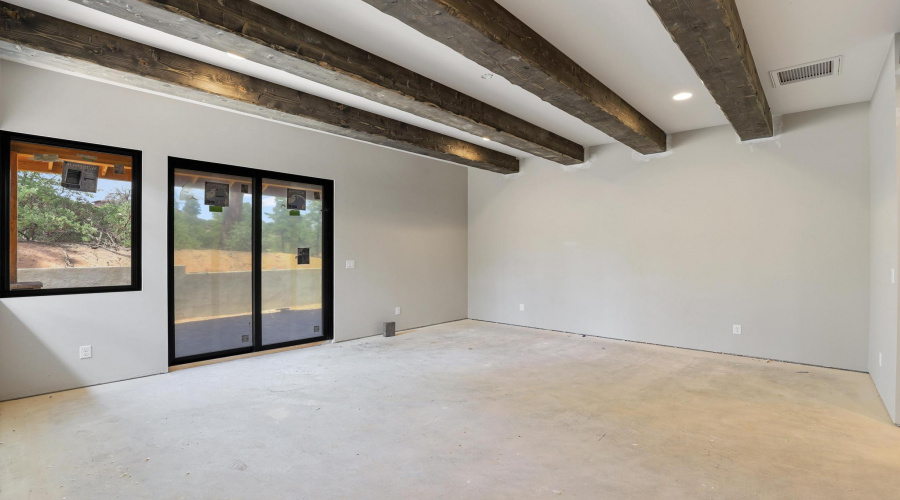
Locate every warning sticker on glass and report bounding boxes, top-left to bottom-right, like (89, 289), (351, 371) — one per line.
(205, 182), (230, 207)
(60, 162), (99, 193)
(286, 189), (306, 211)
(297, 247), (310, 265)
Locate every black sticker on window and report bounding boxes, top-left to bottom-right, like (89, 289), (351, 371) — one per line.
(297, 247), (310, 265)
(205, 182), (229, 207)
(287, 189), (306, 211)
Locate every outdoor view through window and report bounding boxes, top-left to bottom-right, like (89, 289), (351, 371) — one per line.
(8, 140), (135, 292)
(172, 169), (324, 359)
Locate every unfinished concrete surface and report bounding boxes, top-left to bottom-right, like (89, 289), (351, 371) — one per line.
(2, 320), (899, 499)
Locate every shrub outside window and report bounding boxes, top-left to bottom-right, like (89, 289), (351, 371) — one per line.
(1, 132), (141, 297)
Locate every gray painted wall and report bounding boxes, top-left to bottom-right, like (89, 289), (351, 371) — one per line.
(0, 61), (468, 401)
(469, 103), (871, 372)
(868, 39), (899, 423)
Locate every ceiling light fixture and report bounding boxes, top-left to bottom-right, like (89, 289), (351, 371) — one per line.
(672, 92), (693, 101)
(482, 137), (491, 141)
(481, 73), (494, 80)
(227, 52), (246, 60)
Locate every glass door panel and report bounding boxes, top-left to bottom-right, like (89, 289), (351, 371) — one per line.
(260, 178), (324, 346)
(172, 169), (254, 359)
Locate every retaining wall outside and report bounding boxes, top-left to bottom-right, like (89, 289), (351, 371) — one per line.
(17, 267), (322, 322)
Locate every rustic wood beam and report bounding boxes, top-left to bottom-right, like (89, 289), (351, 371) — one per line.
(0, 2), (517, 174)
(362, 0), (668, 155)
(70, 0), (583, 166)
(647, 0), (773, 140)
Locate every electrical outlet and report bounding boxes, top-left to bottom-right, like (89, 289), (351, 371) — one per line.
(732, 325), (742, 335)
(345, 260), (355, 269)
(79, 345), (92, 359)
(519, 304), (525, 312)
(395, 306), (401, 316)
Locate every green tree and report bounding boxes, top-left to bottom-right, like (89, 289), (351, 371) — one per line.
(263, 201), (322, 256)
(94, 188), (133, 249)
(17, 172), (98, 244)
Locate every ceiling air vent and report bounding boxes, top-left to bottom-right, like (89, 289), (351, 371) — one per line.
(769, 56), (842, 88)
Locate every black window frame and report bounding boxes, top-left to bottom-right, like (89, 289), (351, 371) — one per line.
(0, 131), (142, 298)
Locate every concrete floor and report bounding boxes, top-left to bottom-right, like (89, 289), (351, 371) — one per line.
(2, 320), (899, 499)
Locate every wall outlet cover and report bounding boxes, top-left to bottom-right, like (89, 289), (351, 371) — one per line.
(79, 345), (92, 359)
(395, 307), (401, 316)
(733, 325), (742, 335)
(519, 304), (525, 311)
(345, 260), (355, 269)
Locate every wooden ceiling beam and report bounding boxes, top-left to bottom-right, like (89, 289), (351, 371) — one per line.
(0, 2), (518, 174)
(647, 0), (774, 140)
(71, 0), (584, 165)
(362, 0), (668, 155)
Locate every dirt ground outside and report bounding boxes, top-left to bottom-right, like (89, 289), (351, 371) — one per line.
(175, 249), (322, 273)
(17, 241), (131, 269)
(17, 242), (321, 273)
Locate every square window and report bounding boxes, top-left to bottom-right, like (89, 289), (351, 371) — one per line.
(2, 132), (141, 297)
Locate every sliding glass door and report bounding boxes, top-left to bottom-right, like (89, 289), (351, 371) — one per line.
(168, 158), (332, 365)
(171, 169), (254, 359)
(260, 178), (325, 346)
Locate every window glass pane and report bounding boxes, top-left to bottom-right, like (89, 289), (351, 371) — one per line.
(260, 178), (324, 345)
(172, 169), (254, 358)
(9, 140), (134, 291)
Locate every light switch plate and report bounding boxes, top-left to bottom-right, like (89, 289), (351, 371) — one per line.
(519, 304), (525, 312)
(395, 307), (401, 316)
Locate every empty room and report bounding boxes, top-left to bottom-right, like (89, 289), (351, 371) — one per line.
(1, 0), (900, 498)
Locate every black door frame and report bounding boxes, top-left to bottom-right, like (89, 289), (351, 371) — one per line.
(167, 157), (334, 366)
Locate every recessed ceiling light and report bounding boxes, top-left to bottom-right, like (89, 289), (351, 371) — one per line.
(227, 52), (246, 60)
(673, 92), (693, 101)
(482, 137), (491, 141)
(481, 73), (494, 80)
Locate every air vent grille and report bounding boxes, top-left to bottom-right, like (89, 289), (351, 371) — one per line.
(770, 57), (842, 88)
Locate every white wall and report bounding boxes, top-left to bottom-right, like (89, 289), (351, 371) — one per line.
(868, 39), (899, 423)
(0, 61), (468, 401)
(470, 103), (871, 372)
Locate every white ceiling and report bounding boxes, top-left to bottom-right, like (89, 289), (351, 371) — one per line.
(10, 0), (900, 158)
(736, 0), (900, 116)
